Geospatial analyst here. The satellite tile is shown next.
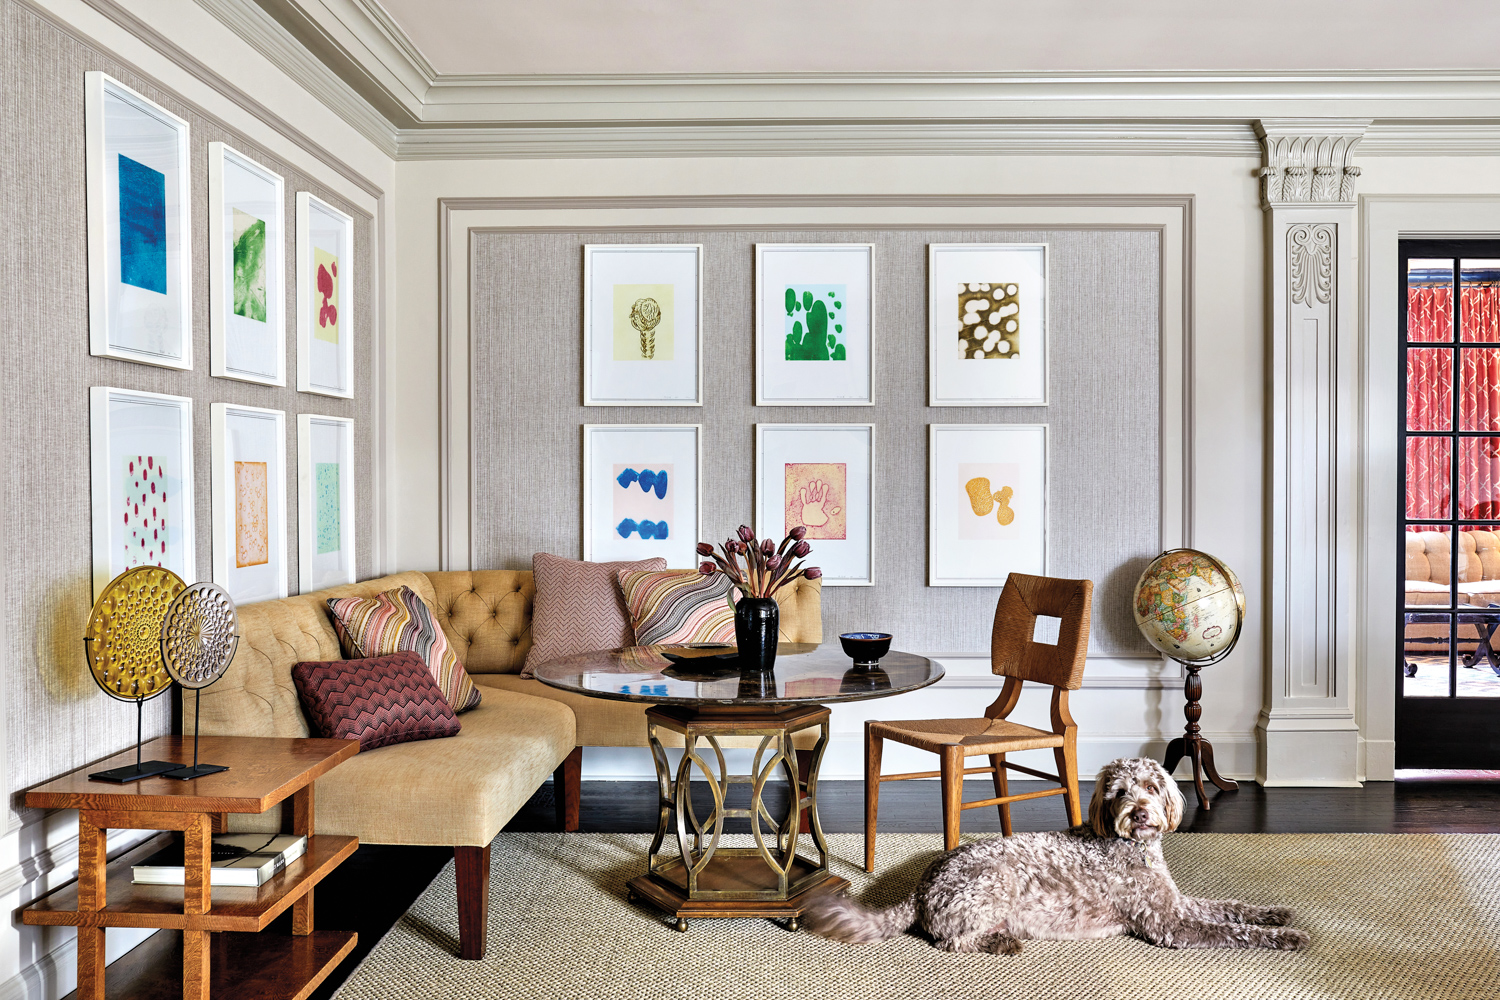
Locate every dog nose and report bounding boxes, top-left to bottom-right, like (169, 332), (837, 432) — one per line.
(1131, 808), (1151, 824)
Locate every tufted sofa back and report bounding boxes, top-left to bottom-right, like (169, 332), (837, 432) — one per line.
(197, 568), (824, 738)
(1405, 529), (1500, 585)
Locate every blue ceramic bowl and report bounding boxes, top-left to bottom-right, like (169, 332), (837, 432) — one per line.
(839, 632), (893, 666)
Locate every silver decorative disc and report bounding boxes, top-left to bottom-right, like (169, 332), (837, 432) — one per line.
(159, 582), (239, 690)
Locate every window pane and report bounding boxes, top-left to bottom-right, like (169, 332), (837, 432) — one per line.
(1403, 612), (1451, 697)
(1407, 436), (1451, 519)
(1460, 259), (1500, 343)
(1459, 437), (1500, 519)
(1408, 258), (1455, 343)
(1407, 525), (1454, 609)
(1408, 348), (1453, 431)
(1456, 611), (1500, 697)
(1460, 348), (1500, 431)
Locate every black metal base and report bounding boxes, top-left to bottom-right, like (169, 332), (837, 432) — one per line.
(88, 760), (181, 783)
(161, 763), (229, 781)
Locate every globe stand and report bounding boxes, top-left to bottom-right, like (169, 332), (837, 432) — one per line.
(1162, 661), (1238, 810)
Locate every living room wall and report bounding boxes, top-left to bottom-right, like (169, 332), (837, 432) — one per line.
(0, 0), (394, 992)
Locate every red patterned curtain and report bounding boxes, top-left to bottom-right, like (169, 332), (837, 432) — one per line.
(1408, 276), (1453, 521)
(1460, 270), (1500, 519)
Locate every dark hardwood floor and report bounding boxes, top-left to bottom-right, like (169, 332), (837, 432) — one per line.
(307, 775), (1500, 998)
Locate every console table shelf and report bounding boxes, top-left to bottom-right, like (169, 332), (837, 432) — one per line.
(20, 737), (360, 1000)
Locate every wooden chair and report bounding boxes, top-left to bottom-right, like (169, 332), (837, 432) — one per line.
(864, 573), (1093, 871)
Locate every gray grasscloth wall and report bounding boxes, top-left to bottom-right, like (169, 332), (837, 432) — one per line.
(0, 0), (374, 811)
(471, 227), (1160, 656)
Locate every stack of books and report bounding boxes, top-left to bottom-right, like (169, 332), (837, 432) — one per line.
(131, 833), (307, 888)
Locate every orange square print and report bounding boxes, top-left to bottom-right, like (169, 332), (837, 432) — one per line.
(235, 460), (270, 567)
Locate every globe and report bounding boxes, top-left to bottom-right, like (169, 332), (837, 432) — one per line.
(1132, 549), (1245, 665)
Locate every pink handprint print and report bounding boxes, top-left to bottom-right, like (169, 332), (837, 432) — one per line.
(785, 463), (847, 540)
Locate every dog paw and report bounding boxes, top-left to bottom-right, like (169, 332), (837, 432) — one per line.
(1256, 906), (1294, 927)
(1267, 928), (1311, 951)
(983, 935), (1023, 956)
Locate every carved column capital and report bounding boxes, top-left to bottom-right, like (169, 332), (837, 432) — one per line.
(1255, 119), (1371, 210)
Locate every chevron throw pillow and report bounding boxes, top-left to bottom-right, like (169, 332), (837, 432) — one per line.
(617, 570), (737, 646)
(326, 586), (482, 712)
(521, 552), (668, 678)
(292, 651), (461, 751)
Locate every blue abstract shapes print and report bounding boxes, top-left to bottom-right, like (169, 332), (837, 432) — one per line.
(616, 518), (669, 540)
(616, 467), (669, 499)
(118, 155), (167, 294)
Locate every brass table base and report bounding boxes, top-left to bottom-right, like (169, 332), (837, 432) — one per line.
(632, 702), (844, 931)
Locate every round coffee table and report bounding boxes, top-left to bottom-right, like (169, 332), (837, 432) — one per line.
(533, 642), (943, 931)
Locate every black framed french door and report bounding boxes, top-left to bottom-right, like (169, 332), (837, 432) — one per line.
(1398, 238), (1500, 768)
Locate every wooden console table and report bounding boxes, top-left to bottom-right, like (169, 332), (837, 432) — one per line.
(22, 736), (360, 1000)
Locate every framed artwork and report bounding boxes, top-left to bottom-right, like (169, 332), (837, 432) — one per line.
(297, 414), (356, 591)
(582, 244), (702, 406)
(582, 424), (701, 568)
(755, 243), (874, 406)
(84, 72), (192, 370)
(928, 244), (1048, 406)
(296, 193), (354, 398)
(209, 143), (285, 386)
(928, 423), (1047, 587)
(754, 423), (874, 587)
(89, 387), (196, 598)
(211, 403), (288, 604)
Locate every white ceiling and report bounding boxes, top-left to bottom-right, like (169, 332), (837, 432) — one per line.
(374, 0), (1500, 76)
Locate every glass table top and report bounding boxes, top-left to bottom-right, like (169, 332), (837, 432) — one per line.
(531, 642), (943, 707)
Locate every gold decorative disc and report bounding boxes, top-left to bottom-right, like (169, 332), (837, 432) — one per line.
(160, 582), (238, 690)
(84, 566), (185, 702)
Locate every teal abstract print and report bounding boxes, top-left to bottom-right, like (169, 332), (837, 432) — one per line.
(118, 155), (167, 294)
(784, 285), (847, 361)
(315, 462), (340, 554)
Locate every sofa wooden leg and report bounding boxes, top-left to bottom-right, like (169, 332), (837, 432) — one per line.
(554, 746), (582, 832)
(455, 844), (490, 960)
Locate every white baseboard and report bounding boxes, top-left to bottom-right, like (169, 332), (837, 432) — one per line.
(1361, 738), (1396, 781)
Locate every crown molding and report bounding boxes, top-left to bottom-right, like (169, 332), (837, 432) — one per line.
(192, 0), (1500, 161)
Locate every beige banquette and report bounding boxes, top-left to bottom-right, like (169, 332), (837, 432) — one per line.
(1405, 529), (1500, 652)
(194, 568), (822, 959)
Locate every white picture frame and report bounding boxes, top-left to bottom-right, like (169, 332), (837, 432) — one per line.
(297, 414), (356, 592)
(928, 244), (1049, 406)
(928, 423), (1048, 587)
(89, 387), (196, 598)
(296, 192), (354, 398)
(754, 423), (874, 587)
(582, 244), (703, 406)
(85, 72), (192, 370)
(582, 424), (702, 568)
(211, 403), (288, 604)
(209, 143), (285, 386)
(755, 243), (875, 406)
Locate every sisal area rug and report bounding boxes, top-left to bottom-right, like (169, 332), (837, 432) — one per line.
(334, 832), (1500, 1000)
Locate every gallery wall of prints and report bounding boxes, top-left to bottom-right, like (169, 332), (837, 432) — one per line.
(0, 12), (376, 800)
(468, 228), (1163, 656)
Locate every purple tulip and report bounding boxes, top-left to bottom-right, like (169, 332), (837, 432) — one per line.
(728, 539), (745, 555)
(788, 525), (807, 541)
(696, 542), (714, 556)
(804, 567), (823, 579)
(792, 540), (811, 558)
(699, 561), (716, 575)
(737, 525), (756, 543)
(761, 538), (775, 556)
(766, 555), (781, 573)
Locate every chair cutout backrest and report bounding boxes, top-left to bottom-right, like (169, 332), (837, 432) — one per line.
(990, 573), (1093, 691)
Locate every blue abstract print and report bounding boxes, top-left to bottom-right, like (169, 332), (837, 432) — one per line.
(118, 155), (167, 294)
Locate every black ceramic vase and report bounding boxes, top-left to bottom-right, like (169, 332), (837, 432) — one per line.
(735, 596), (779, 673)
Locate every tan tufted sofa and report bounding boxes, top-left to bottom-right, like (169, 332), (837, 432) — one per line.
(1405, 529), (1500, 651)
(193, 567), (821, 960)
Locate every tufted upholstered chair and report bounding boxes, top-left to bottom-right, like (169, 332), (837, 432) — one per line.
(862, 573), (1092, 871)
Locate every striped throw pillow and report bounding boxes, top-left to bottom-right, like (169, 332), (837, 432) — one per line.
(617, 570), (737, 646)
(326, 586), (481, 713)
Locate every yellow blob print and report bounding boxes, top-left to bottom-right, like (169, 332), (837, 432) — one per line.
(965, 477), (1016, 526)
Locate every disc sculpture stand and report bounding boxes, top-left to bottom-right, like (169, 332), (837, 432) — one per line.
(83, 567), (187, 783)
(159, 581), (239, 780)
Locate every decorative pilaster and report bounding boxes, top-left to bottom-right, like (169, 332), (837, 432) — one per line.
(1256, 119), (1369, 785)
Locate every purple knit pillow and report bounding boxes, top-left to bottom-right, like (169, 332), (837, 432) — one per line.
(292, 651), (460, 751)
(520, 552), (668, 678)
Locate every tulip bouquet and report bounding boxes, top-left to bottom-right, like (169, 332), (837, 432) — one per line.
(698, 525), (822, 599)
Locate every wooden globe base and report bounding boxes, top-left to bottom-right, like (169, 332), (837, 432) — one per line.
(1163, 663), (1239, 810)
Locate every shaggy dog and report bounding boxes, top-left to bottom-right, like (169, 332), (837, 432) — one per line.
(804, 757), (1309, 954)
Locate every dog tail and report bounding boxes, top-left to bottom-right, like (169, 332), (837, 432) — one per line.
(801, 892), (918, 944)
